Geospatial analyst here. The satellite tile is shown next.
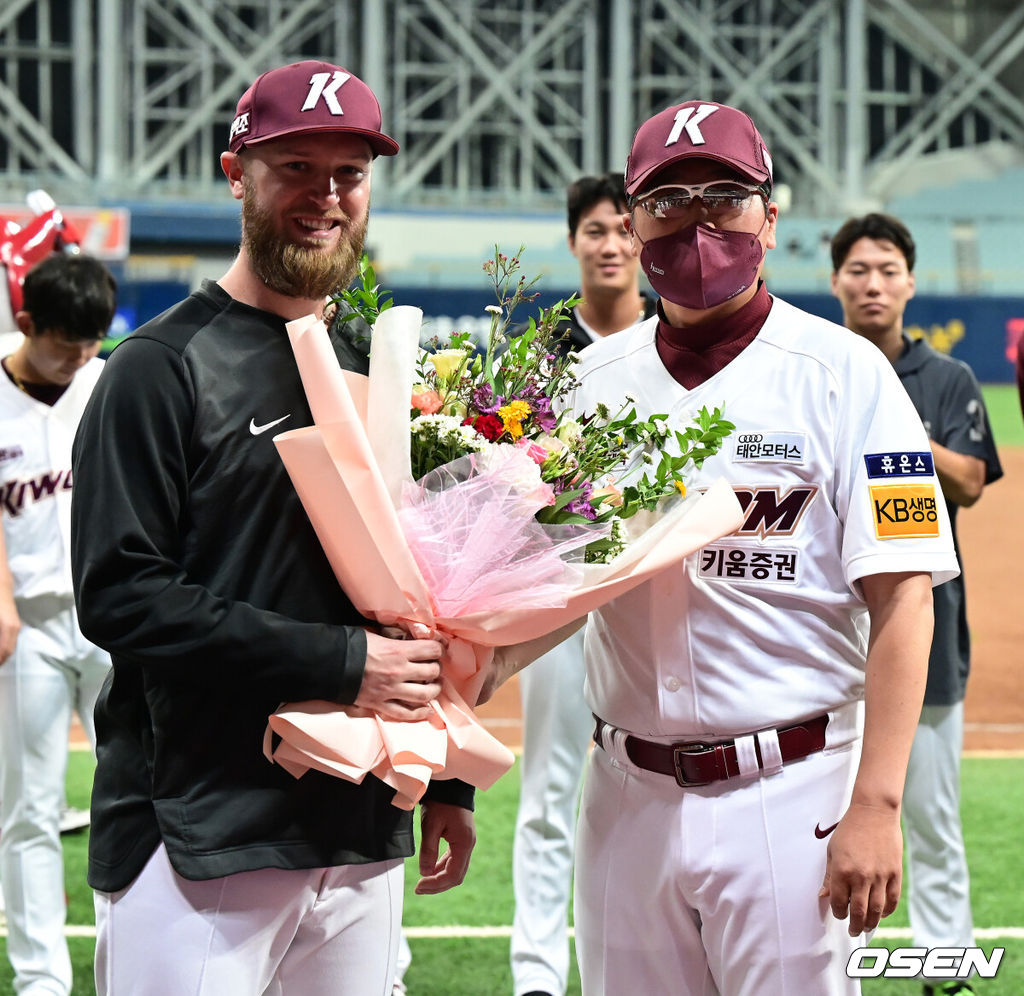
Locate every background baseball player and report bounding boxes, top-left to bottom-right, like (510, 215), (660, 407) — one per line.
(831, 213), (1003, 996)
(0, 252), (117, 995)
(0, 194), (94, 841)
(510, 172), (655, 996)
(559, 101), (959, 995)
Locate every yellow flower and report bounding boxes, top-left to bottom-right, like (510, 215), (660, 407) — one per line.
(497, 399), (531, 440)
(428, 348), (470, 385)
(674, 480), (687, 497)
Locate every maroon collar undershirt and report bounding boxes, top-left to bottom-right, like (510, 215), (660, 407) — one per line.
(1, 358), (67, 406)
(655, 281), (773, 389)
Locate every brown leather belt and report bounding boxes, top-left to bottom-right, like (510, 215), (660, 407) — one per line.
(593, 714), (829, 787)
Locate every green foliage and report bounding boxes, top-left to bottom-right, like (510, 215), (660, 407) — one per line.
(331, 254), (393, 328)
(567, 403), (735, 524)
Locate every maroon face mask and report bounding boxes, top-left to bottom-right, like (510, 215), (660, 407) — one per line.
(637, 220), (766, 310)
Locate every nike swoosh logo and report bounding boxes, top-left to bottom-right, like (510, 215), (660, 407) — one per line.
(249, 414), (291, 436)
(814, 820), (840, 839)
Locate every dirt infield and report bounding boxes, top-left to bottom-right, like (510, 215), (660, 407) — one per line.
(478, 446), (1024, 755)
(958, 446), (1023, 752)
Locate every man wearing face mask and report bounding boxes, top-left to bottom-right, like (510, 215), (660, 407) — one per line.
(567, 102), (959, 994)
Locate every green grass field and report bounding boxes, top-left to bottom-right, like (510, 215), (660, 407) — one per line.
(981, 384), (1024, 448)
(1, 752), (1021, 995)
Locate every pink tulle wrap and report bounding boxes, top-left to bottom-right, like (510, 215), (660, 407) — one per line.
(400, 451), (599, 617)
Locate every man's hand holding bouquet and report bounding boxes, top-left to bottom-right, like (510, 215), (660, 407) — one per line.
(264, 249), (744, 809)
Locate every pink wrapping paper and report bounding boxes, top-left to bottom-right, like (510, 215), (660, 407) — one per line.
(264, 307), (745, 809)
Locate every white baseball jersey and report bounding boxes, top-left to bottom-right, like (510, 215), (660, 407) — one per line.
(0, 356), (105, 601)
(0, 331), (25, 354)
(573, 298), (960, 737)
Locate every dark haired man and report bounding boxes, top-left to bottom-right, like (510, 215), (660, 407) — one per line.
(565, 101), (958, 994)
(71, 62), (475, 994)
(511, 172), (654, 996)
(0, 253), (117, 995)
(831, 213), (1002, 996)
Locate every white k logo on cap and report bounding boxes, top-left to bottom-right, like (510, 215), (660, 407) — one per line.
(665, 104), (719, 147)
(624, 100), (772, 195)
(302, 71), (351, 115)
(227, 60), (400, 156)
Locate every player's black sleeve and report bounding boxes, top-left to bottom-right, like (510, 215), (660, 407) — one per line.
(937, 360), (1003, 485)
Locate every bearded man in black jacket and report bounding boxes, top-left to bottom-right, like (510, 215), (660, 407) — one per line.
(71, 61), (475, 996)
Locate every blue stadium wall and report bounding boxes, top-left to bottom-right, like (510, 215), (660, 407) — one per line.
(393, 288), (1024, 384)
(109, 280), (1023, 384)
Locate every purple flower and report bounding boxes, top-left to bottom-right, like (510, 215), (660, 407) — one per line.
(530, 394), (556, 432)
(472, 384), (502, 414)
(567, 496), (598, 521)
(564, 479), (597, 520)
(516, 381), (557, 432)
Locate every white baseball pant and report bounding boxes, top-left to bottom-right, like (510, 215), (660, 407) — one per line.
(93, 843), (405, 996)
(574, 713), (866, 995)
(511, 629), (592, 996)
(0, 596), (109, 996)
(903, 702), (975, 965)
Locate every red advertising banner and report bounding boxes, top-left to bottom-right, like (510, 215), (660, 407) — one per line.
(0, 204), (130, 259)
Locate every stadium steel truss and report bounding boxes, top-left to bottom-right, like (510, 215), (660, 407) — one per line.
(0, 0), (1021, 216)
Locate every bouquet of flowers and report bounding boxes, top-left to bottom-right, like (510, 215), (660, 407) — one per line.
(354, 248), (734, 561)
(263, 250), (744, 809)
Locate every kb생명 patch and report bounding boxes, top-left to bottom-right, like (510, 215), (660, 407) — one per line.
(869, 483), (940, 539)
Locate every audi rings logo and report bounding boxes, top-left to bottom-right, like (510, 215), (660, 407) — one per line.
(738, 433), (764, 443)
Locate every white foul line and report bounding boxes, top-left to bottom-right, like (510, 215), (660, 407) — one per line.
(4, 925), (1022, 941)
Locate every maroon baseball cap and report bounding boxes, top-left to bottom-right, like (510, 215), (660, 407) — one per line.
(624, 100), (772, 197)
(228, 60), (399, 157)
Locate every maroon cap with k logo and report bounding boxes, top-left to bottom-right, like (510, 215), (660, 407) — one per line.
(624, 100), (772, 197)
(228, 60), (399, 157)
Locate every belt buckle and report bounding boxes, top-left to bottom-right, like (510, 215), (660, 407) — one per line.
(672, 741), (714, 787)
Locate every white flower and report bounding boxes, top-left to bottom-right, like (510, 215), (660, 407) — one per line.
(458, 425), (488, 450)
(535, 433), (568, 455)
(476, 444), (554, 509)
(485, 304), (503, 315)
(556, 418), (583, 445)
(410, 413), (464, 437)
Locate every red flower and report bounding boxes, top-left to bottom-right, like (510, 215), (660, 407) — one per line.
(464, 414), (504, 442)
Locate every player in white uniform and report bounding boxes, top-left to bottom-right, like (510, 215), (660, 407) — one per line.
(568, 102), (959, 995)
(511, 173), (653, 996)
(0, 253), (117, 995)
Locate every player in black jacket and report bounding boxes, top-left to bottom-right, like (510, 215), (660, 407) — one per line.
(71, 61), (474, 996)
